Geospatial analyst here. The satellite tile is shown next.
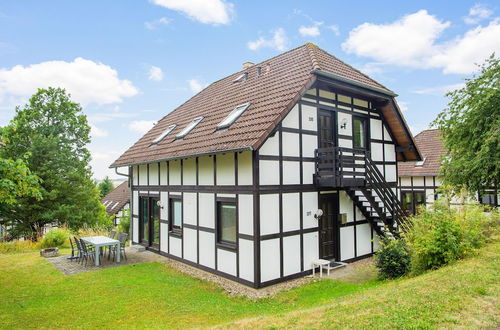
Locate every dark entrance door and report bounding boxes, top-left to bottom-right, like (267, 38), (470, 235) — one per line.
(318, 110), (336, 148)
(139, 196), (160, 250)
(319, 194), (339, 260)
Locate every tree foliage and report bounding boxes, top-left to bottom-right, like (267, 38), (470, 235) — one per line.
(432, 54), (500, 194)
(98, 176), (114, 198)
(0, 87), (110, 239)
(0, 157), (41, 205)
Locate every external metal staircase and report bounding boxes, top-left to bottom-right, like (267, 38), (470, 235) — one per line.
(314, 147), (408, 238)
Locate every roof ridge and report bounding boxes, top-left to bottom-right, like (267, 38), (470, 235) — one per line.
(305, 42), (321, 70)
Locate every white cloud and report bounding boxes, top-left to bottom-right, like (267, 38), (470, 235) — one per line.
(187, 79), (208, 93)
(148, 65), (164, 81)
(90, 125), (108, 138)
(299, 22), (322, 37)
(464, 4), (493, 25)
(150, 0), (234, 25)
(144, 17), (171, 30)
(128, 120), (156, 134)
(342, 10), (500, 74)
(0, 58), (139, 106)
(327, 25), (340, 36)
(397, 101), (409, 113)
(247, 28), (289, 51)
(413, 83), (465, 96)
(88, 112), (137, 123)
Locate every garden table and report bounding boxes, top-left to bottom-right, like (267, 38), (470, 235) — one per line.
(81, 236), (120, 266)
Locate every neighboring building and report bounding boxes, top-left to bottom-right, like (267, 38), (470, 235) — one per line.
(102, 181), (130, 226)
(398, 129), (498, 214)
(110, 43), (420, 288)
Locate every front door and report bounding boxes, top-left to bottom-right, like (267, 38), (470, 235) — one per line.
(139, 196), (160, 249)
(319, 194), (340, 261)
(318, 110), (336, 148)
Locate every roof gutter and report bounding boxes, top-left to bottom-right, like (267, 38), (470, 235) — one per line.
(311, 69), (398, 97)
(109, 146), (253, 168)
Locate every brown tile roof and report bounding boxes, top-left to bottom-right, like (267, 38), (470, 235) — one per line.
(398, 129), (445, 176)
(110, 43), (407, 167)
(101, 181), (130, 216)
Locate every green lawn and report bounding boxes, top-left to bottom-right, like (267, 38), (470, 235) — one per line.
(0, 242), (498, 329)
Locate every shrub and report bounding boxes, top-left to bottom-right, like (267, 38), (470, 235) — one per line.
(118, 209), (131, 234)
(39, 228), (68, 248)
(405, 198), (495, 274)
(374, 238), (411, 279)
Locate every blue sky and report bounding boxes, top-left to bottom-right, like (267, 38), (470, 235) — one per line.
(1, 0), (499, 179)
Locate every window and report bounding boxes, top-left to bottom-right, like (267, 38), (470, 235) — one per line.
(401, 191), (426, 215)
(217, 103), (250, 129)
(152, 124), (176, 144)
(217, 201), (237, 247)
(415, 157), (427, 167)
(176, 117), (203, 139)
(479, 192), (498, 207)
(353, 117), (367, 149)
(169, 197), (182, 235)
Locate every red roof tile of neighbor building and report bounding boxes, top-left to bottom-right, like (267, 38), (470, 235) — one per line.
(101, 181), (130, 216)
(398, 129), (445, 177)
(111, 43), (418, 168)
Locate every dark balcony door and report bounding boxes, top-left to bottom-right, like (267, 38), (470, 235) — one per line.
(319, 194), (340, 261)
(139, 196), (160, 250)
(318, 110), (336, 149)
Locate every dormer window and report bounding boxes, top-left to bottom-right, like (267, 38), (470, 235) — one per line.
(217, 103), (250, 130)
(176, 117), (203, 139)
(415, 157), (427, 167)
(151, 124), (176, 144)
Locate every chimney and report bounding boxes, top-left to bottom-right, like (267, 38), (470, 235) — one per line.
(256, 66), (262, 77)
(242, 62), (254, 70)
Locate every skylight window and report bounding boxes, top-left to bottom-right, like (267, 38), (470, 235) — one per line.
(217, 103), (250, 129)
(152, 124), (176, 144)
(176, 117), (203, 139)
(415, 157), (427, 167)
(233, 73), (246, 83)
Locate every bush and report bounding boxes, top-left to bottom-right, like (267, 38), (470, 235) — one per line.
(118, 209), (131, 234)
(405, 199), (496, 274)
(374, 239), (411, 279)
(39, 228), (68, 248)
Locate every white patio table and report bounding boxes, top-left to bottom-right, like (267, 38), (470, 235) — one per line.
(81, 236), (120, 266)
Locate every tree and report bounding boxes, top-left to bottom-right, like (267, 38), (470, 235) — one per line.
(432, 55), (500, 194)
(0, 87), (110, 239)
(98, 176), (114, 198)
(0, 157), (41, 205)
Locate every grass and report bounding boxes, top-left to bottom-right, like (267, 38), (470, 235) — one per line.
(0, 242), (498, 329)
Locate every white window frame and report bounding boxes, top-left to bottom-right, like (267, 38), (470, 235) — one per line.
(415, 157), (427, 167)
(217, 103), (250, 130)
(175, 117), (203, 139)
(151, 124), (177, 144)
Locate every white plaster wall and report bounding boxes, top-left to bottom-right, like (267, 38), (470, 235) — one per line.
(339, 191), (354, 223)
(169, 236), (182, 258)
(384, 144), (396, 162)
(139, 164), (148, 185)
(385, 165), (397, 182)
(217, 249), (237, 276)
(198, 193), (215, 228)
(371, 142), (384, 162)
(183, 228), (197, 262)
(283, 161), (300, 185)
(400, 177), (411, 186)
(149, 163), (159, 185)
(238, 239), (254, 282)
(282, 104), (299, 129)
(340, 226), (355, 260)
(160, 223), (168, 252)
(199, 231), (215, 268)
(303, 232), (319, 270)
(260, 239), (280, 282)
(355, 204), (365, 221)
(183, 192), (197, 226)
(282, 132), (300, 157)
(169, 160), (181, 185)
(338, 112), (352, 136)
(413, 176), (424, 186)
(283, 235), (301, 276)
(198, 156), (214, 185)
(356, 223), (372, 256)
(132, 191), (139, 216)
(132, 215), (139, 243)
(217, 193), (236, 199)
(282, 193), (300, 232)
(301, 104), (317, 131)
(370, 118), (383, 140)
(238, 151), (253, 185)
(259, 160), (280, 185)
(133, 166), (139, 185)
(303, 162), (315, 185)
(216, 153), (235, 186)
(238, 194), (253, 236)
(373, 230), (381, 250)
(338, 138), (353, 148)
(259, 133), (280, 156)
(160, 192), (168, 220)
(353, 98), (369, 108)
(302, 134), (317, 158)
(435, 176), (443, 186)
(260, 194), (280, 235)
(426, 189), (436, 204)
(302, 192), (318, 229)
(183, 158), (196, 185)
(383, 126), (391, 141)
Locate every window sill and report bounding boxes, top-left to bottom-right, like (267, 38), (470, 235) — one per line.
(216, 242), (237, 252)
(169, 230), (183, 238)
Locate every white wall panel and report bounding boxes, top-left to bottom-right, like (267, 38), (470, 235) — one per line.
(426, 189), (435, 203)
(385, 165), (397, 182)
(199, 231), (215, 268)
(383, 126), (391, 141)
(302, 192), (318, 229)
(303, 162), (315, 185)
(183, 158), (197, 185)
(283, 235), (301, 276)
(169, 236), (182, 258)
(217, 249), (237, 276)
(339, 138), (353, 148)
(259, 134), (280, 156)
(303, 232), (319, 270)
(371, 143), (384, 162)
(338, 112), (352, 136)
(160, 192), (168, 220)
(149, 163), (159, 185)
(413, 176), (424, 186)
(139, 164), (148, 185)
(159, 162), (167, 185)
(238, 239), (254, 282)
(198, 193), (215, 228)
(370, 118), (383, 140)
(132, 215), (139, 243)
(400, 177), (411, 186)
(283, 161), (300, 185)
(384, 144), (396, 162)
(183, 192), (197, 225)
(260, 194), (280, 235)
(133, 166), (139, 185)
(132, 191), (139, 216)
(259, 160), (280, 185)
(238, 151), (253, 185)
(216, 153), (235, 186)
(160, 223), (168, 252)
(198, 156), (214, 185)
(183, 228), (197, 262)
(356, 223), (372, 256)
(340, 227), (355, 261)
(302, 134), (317, 158)
(238, 194), (253, 236)
(301, 104), (317, 131)
(339, 191), (354, 223)
(282, 104), (299, 129)
(169, 160), (181, 185)
(373, 230), (381, 251)
(282, 193), (300, 232)
(260, 239), (280, 282)
(282, 132), (300, 157)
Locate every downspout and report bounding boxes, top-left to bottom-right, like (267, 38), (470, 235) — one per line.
(115, 167), (133, 244)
